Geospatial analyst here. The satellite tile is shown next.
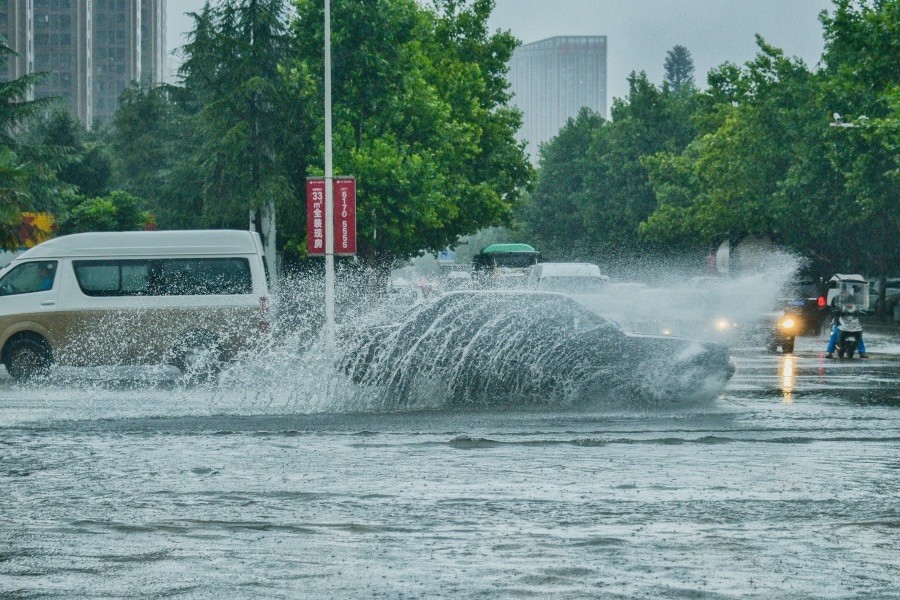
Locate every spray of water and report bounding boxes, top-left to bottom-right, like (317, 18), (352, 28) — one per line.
(7, 249), (802, 417)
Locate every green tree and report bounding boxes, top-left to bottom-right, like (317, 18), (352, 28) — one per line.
(518, 108), (604, 258)
(0, 148), (32, 248)
(639, 1), (898, 300)
(664, 45), (695, 94)
(110, 83), (201, 228)
(57, 190), (148, 235)
(28, 109), (112, 198)
(819, 0), (899, 314)
(641, 41), (823, 251)
(520, 71), (698, 259)
(291, 0), (532, 262)
(179, 0), (301, 264)
(0, 41), (57, 247)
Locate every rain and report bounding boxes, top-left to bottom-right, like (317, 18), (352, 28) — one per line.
(1, 0), (898, 598)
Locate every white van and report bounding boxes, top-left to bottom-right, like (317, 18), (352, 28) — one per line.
(526, 262), (610, 293)
(0, 230), (270, 381)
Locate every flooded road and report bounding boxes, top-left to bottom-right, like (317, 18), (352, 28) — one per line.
(1, 331), (898, 598)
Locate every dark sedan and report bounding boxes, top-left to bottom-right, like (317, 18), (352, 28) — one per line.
(339, 291), (735, 409)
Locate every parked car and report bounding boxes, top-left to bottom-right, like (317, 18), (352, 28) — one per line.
(441, 270), (474, 292)
(526, 262), (610, 293)
(339, 291), (735, 408)
(869, 277), (900, 315)
(0, 230), (270, 381)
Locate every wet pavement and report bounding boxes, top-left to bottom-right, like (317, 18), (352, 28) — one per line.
(1, 330), (898, 598)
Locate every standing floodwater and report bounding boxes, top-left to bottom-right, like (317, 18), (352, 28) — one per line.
(1, 322), (898, 597)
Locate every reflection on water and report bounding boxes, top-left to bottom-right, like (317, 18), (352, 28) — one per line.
(781, 354), (795, 403)
(0, 328), (898, 598)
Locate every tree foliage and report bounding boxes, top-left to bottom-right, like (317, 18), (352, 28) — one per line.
(521, 0), (897, 288)
(641, 40), (821, 247)
(664, 45), (695, 94)
(29, 109), (112, 198)
(520, 72), (697, 259)
(818, 0), (900, 279)
(57, 191), (148, 235)
(178, 0), (301, 231)
(640, 2), (899, 282)
(0, 41), (68, 247)
(290, 0), (531, 261)
(100, 0), (532, 264)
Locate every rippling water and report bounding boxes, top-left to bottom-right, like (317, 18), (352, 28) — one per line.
(1, 331), (898, 599)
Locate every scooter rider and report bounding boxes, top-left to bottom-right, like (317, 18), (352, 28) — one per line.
(826, 287), (868, 358)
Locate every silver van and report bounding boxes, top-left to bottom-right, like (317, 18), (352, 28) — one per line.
(525, 262), (610, 293)
(0, 230), (270, 380)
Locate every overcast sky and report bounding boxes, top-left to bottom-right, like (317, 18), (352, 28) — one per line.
(167, 0), (832, 105)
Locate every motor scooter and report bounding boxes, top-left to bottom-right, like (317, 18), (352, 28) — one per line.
(825, 274), (869, 359)
(833, 309), (864, 358)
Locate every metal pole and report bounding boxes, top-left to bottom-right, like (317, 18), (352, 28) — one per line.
(324, 0), (335, 337)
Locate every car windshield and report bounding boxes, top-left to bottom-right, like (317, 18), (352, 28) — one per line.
(474, 253), (539, 270)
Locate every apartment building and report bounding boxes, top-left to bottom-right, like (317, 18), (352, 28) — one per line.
(508, 36), (608, 161)
(1, 0), (167, 126)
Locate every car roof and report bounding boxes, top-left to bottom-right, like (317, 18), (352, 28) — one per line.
(531, 262), (607, 278)
(480, 243), (538, 254)
(442, 289), (571, 299)
(14, 230), (261, 260)
(829, 274), (866, 283)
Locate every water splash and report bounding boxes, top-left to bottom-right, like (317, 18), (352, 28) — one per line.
(2, 250), (803, 417)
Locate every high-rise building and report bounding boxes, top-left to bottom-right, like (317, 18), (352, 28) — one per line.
(508, 36), (607, 161)
(1, 0), (167, 127)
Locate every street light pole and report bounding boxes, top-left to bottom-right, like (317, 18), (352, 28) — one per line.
(324, 0), (335, 338)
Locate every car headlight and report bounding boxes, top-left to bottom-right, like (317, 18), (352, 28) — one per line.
(779, 317), (797, 330)
(715, 319), (733, 331)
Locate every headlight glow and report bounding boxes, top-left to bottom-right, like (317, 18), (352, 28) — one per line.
(715, 319), (732, 331)
(780, 318), (796, 330)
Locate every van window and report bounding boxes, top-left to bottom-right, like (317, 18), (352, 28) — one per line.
(155, 258), (252, 295)
(0, 261), (58, 296)
(73, 258), (252, 297)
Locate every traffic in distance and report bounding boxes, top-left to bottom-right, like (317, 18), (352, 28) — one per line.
(388, 241), (839, 353)
(0, 232), (877, 398)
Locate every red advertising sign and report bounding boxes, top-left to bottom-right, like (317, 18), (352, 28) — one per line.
(306, 179), (326, 255)
(333, 178), (357, 255)
(306, 177), (357, 256)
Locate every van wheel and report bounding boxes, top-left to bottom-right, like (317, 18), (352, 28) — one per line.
(5, 336), (53, 382)
(171, 331), (223, 382)
(782, 338), (795, 354)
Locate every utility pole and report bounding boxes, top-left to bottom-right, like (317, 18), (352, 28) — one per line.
(324, 0), (336, 338)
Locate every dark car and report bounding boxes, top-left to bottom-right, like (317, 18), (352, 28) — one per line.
(339, 291), (735, 409)
(762, 310), (800, 353)
(778, 280), (828, 335)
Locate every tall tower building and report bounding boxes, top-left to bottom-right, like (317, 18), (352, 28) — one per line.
(1, 0), (167, 127)
(508, 36), (607, 161)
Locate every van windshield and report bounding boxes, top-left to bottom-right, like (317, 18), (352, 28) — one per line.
(73, 258), (252, 297)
